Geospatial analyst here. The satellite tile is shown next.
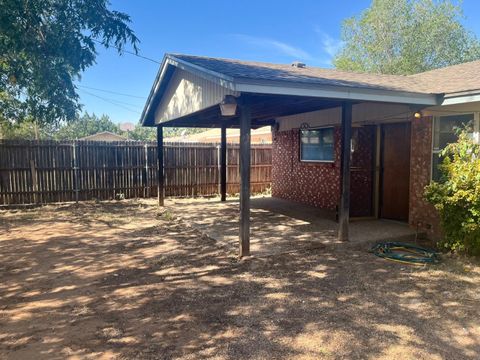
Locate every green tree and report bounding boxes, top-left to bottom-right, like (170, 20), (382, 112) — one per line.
(334, 0), (480, 75)
(124, 124), (156, 141)
(54, 113), (120, 140)
(425, 129), (480, 255)
(0, 118), (58, 139)
(0, 0), (138, 125)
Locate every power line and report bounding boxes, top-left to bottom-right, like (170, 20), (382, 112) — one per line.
(80, 89), (141, 114)
(78, 88), (141, 108)
(77, 85), (147, 99)
(92, 38), (161, 65)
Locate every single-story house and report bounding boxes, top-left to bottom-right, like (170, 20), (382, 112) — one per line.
(141, 54), (480, 256)
(166, 126), (272, 143)
(80, 131), (127, 141)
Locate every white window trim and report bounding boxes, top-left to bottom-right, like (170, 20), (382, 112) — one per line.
(431, 112), (479, 181)
(299, 126), (335, 163)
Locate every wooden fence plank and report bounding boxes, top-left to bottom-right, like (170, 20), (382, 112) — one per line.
(0, 140), (272, 205)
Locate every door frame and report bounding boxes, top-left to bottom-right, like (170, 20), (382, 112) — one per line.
(373, 121), (412, 222)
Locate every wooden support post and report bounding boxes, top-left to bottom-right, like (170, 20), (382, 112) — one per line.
(239, 103), (251, 257)
(220, 125), (227, 202)
(157, 125), (164, 206)
(338, 102), (353, 241)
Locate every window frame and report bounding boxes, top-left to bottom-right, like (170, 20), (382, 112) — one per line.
(299, 126), (335, 163)
(431, 112), (479, 181)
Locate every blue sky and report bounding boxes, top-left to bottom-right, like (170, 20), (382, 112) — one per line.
(77, 0), (480, 124)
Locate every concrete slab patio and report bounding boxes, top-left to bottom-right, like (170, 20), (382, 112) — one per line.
(168, 196), (417, 257)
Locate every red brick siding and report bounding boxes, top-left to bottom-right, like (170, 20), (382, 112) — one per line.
(272, 128), (341, 210)
(272, 127), (374, 216)
(409, 116), (441, 237)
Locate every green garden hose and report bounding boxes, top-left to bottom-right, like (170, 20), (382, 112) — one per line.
(370, 242), (440, 265)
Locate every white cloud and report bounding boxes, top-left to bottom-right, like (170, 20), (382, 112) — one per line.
(314, 27), (343, 60)
(232, 34), (313, 60)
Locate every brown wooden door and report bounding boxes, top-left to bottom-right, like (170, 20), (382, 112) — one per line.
(380, 123), (411, 221)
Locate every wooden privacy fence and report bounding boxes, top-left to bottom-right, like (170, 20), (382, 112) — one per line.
(0, 140), (272, 206)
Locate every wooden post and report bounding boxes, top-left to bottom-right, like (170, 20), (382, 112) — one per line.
(144, 143), (149, 198)
(338, 102), (353, 241)
(72, 141), (79, 204)
(30, 159), (38, 204)
(220, 125), (227, 201)
(239, 102), (251, 257)
(157, 125), (164, 206)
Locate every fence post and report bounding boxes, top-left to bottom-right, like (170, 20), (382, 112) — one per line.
(72, 141), (79, 203)
(144, 143), (149, 198)
(30, 159), (38, 204)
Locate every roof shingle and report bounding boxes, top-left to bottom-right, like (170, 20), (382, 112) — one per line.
(171, 54), (480, 95)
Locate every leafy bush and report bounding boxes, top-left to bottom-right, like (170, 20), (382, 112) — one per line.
(425, 129), (480, 255)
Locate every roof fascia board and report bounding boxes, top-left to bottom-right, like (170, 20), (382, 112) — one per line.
(234, 79), (440, 106)
(441, 92), (480, 106)
(140, 55), (171, 126)
(167, 55), (236, 91)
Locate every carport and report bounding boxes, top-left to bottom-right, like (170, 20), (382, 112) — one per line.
(140, 54), (438, 257)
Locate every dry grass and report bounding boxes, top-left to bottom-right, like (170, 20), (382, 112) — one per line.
(0, 199), (479, 359)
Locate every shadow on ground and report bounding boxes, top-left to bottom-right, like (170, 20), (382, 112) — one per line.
(0, 199), (479, 359)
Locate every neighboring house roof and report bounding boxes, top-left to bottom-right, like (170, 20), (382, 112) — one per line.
(80, 131), (127, 141)
(141, 54), (480, 126)
(167, 126), (272, 143)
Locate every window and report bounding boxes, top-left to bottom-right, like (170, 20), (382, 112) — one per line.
(432, 113), (474, 181)
(300, 127), (334, 162)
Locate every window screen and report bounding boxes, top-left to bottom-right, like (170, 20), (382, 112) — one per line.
(432, 114), (473, 181)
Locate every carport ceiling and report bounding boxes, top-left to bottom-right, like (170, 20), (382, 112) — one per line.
(159, 94), (344, 128)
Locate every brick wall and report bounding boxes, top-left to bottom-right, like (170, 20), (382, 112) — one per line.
(273, 118), (442, 234)
(408, 116), (441, 237)
(272, 128), (341, 210)
(272, 127), (374, 216)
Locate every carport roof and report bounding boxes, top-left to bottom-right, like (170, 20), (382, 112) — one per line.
(172, 54), (480, 95)
(140, 54), (480, 126)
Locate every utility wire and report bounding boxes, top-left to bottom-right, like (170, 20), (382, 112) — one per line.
(92, 38), (161, 64)
(80, 89), (141, 114)
(78, 88), (141, 108)
(77, 85), (147, 99)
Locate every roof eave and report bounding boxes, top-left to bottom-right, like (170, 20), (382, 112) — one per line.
(440, 89), (480, 106)
(234, 79), (440, 106)
(141, 56), (441, 127)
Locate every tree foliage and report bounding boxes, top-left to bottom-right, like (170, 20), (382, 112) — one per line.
(54, 113), (120, 140)
(425, 129), (480, 255)
(0, 112), (210, 141)
(334, 0), (480, 75)
(0, 0), (138, 125)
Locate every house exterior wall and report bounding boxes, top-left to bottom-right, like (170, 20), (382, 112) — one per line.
(409, 116), (441, 237)
(272, 128), (341, 211)
(272, 126), (375, 216)
(277, 103), (411, 131)
(272, 103), (478, 236)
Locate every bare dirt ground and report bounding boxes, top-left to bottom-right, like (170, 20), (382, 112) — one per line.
(1, 199), (479, 359)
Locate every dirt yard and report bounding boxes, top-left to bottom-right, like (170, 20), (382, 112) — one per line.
(1, 199), (479, 359)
